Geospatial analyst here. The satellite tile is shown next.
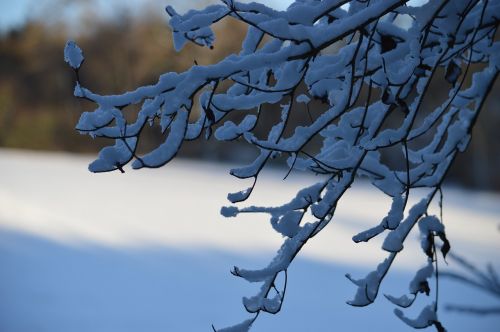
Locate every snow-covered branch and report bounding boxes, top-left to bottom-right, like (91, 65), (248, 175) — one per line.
(65, 0), (499, 330)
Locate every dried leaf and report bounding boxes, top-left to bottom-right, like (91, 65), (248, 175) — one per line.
(445, 60), (461, 85)
(381, 34), (397, 53)
(205, 107), (215, 123)
(424, 233), (435, 259)
(382, 89), (393, 104)
(438, 232), (451, 260)
(418, 281), (430, 296)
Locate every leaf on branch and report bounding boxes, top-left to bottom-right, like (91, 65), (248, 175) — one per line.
(205, 107), (215, 123)
(423, 233), (434, 259)
(382, 88), (393, 105)
(418, 281), (431, 296)
(438, 232), (451, 260)
(445, 60), (462, 85)
(418, 215), (451, 260)
(380, 34), (397, 53)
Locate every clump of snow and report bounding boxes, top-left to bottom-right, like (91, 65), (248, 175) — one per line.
(89, 138), (137, 173)
(221, 206), (239, 218)
(296, 94), (310, 104)
(394, 303), (438, 329)
(227, 187), (253, 204)
(214, 115), (257, 141)
(64, 41), (84, 69)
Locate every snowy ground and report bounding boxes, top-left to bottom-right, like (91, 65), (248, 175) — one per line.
(0, 149), (499, 331)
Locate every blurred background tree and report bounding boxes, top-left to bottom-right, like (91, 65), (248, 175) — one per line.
(0, 0), (499, 190)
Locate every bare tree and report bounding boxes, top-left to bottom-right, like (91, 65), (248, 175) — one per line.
(65, 0), (499, 330)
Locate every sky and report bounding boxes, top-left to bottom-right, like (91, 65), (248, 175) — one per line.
(0, 0), (32, 30)
(0, 0), (427, 32)
(0, 0), (295, 32)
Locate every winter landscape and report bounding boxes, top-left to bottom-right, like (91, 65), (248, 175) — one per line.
(1, 0), (500, 331)
(0, 149), (499, 331)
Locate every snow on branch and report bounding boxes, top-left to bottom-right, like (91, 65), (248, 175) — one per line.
(66, 0), (499, 330)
